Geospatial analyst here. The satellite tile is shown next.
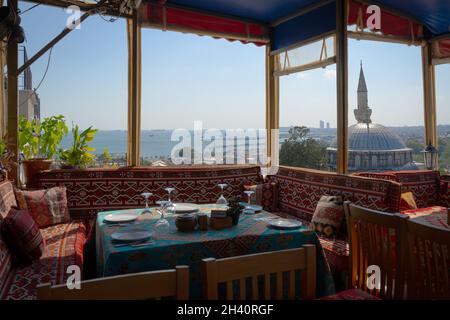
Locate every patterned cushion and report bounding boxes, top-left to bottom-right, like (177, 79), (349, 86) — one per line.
(1, 221), (86, 300)
(311, 196), (345, 238)
(1, 208), (45, 266)
(0, 181), (18, 219)
(0, 181), (17, 295)
(319, 288), (380, 300)
(317, 234), (349, 276)
(399, 192), (417, 211)
(243, 182), (278, 212)
(401, 205), (447, 216)
(36, 166), (264, 220)
(15, 187), (70, 228)
(267, 167), (401, 222)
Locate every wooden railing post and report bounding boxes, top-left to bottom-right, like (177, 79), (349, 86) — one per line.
(422, 43), (437, 149)
(6, 0), (19, 182)
(265, 44), (279, 170)
(336, 0), (349, 175)
(127, 8), (142, 166)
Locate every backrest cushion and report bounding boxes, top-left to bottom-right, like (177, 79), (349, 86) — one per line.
(0, 181), (17, 292)
(311, 196), (345, 238)
(267, 166), (401, 221)
(243, 182), (279, 212)
(36, 165), (264, 220)
(15, 187), (70, 228)
(1, 208), (46, 266)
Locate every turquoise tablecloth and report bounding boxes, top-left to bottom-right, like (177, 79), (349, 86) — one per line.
(96, 206), (335, 298)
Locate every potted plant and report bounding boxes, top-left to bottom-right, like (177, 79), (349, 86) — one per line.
(226, 197), (245, 226)
(0, 136), (16, 181)
(59, 125), (98, 169)
(19, 115), (68, 187)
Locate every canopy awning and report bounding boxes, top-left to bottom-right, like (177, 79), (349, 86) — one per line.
(139, 0), (450, 52)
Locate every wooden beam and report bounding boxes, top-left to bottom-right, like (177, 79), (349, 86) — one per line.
(6, 0), (19, 183)
(265, 44), (279, 171)
(422, 44), (437, 148)
(274, 57), (336, 77)
(348, 31), (424, 47)
(336, 0), (349, 175)
(18, 0), (110, 75)
(127, 8), (141, 166)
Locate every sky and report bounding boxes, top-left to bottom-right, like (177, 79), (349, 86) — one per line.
(19, 3), (450, 131)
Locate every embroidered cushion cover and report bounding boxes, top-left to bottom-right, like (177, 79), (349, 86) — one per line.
(15, 187), (70, 228)
(1, 208), (45, 266)
(311, 196), (345, 238)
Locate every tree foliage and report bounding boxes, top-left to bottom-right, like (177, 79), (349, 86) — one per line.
(279, 126), (328, 169)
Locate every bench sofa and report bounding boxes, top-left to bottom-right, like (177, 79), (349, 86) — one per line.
(266, 166), (402, 287)
(33, 165), (403, 293)
(354, 170), (450, 209)
(0, 180), (87, 300)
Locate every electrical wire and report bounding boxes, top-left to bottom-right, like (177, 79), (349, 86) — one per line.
(19, 3), (42, 16)
(19, 46), (53, 108)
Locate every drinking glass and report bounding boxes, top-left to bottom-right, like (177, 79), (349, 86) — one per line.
(165, 187), (175, 205)
(216, 183), (228, 205)
(244, 190), (254, 206)
(155, 200), (171, 229)
(140, 192), (153, 214)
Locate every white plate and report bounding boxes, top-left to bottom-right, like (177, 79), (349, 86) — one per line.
(172, 203), (200, 213)
(239, 203), (263, 212)
(104, 213), (139, 223)
(267, 219), (302, 230)
(111, 230), (153, 242)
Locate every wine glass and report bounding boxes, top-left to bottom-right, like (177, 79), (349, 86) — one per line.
(155, 200), (171, 229)
(165, 187), (175, 204)
(216, 183), (228, 205)
(244, 190), (254, 206)
(140, 192), (153, 214)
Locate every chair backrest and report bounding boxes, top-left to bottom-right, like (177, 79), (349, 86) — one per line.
(344, 202), (408, 299)
(37, 266), (189, 300)
(406, 219), (450, 300)
(201, 245), (316, 300)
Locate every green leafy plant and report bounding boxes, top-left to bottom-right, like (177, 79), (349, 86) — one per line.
(59, 125), (98, 168)
(226, 197), (245, 225)
(102, 147), (113, 166)
(18, 115), (68, 159)
(0, 139), (6, 157)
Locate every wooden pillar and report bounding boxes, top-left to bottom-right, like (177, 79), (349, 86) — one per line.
(336, 0), (349, 174)
(6, 0), (18, 182)
(265, 44), (279, 169)
(127, 9), (142, 167)
(421, 44), (437, 148)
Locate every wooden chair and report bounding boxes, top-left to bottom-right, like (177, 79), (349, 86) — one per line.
(37, 266), (189, 300)
(406, 219), (450, 299)
(201, 245), (316, 300)
(344, 202), (408, 299)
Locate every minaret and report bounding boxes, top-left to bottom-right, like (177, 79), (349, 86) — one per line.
(354, 61), (372, 124)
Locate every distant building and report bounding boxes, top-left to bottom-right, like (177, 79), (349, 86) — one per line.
(18, 47), (40, 121)
(319, 120), (325, 129)
(326, 122), (330, 129)
(327, 63), (416, 172)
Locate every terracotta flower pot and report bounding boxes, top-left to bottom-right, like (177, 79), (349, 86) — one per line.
(22, 158), (52, 188)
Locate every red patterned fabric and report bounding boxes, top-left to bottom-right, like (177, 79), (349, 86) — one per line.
(37, 166), (263, 220)
(267, 167), (401, 222)
(15, 187), (71, 228)
(311, 196), (345, 238)
(401, 205), (447, 216)
(1, 221), (86, 300)
(244, 182), (279, 212)
(0, 181), (17, 291)
(355, 170), (445, 208)
(1, 208), (45, 266)
(319, 288), (380, 300)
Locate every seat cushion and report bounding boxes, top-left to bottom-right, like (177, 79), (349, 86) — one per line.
(1, 208), (46, 266)
(319, 288), (380, 300)
(15, 187), (71, 228)
(317, 235), (349, 275)
(1, 221), (86, 300)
